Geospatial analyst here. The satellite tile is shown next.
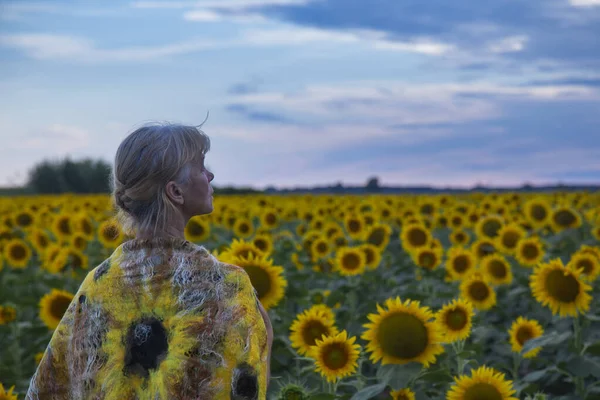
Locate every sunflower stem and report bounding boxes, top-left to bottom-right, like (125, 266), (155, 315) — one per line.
(512, 353), (521, 385)
(573, 315), (583, 355)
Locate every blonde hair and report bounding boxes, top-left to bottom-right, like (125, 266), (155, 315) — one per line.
(111, 121), (211, 236)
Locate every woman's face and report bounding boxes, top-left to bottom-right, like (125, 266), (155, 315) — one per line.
(182, 156), (214, 218)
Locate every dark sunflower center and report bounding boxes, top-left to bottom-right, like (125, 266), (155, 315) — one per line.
(70, 252), (84, 268)
(453, 255), (470, 273)
(418, 252), (437, 270)
(103, 225), (120, 241)
(81, 219), (93, 235)
(74, 237), (86, 250)
(316, 242), (328, 253)
(576, 259), (593, 274)
(348, 220), (361, 233)
(335, 236), (347, 247)
(37, 234), (49, 248)
(188, 221), (205, 236)
(322, 343), (349, 370)
(451, 216), (463, 227)
(50, 295), (72, 320)
(58, 218), (71, 235)
(265, 213), (277, 225)
(516, 326), (533, 346)
(553, 210), (576, 227)
(16, 213), (33, 227)
(468, 281), (490, 301)
(445, 308), (468, 331)
(302, 321), (330, 346)
(364, 248), (375, 264)
(522, 243), (539, 260)
(502, 231), (520, 248)
(342, 253), (361, 270)
(463, 383), (503, 400)
(531, 205), (547, 221)
(488, 260), (507, 279)
(482, 219), (502, 238)
(455, 232), (467, 243)
(254, 239), (268, 252)
(476, 242), (496, 258)
(10, 244), (27, 260)
(367, 228), (386, 246)
(243, 265), (272, 300)
(545, 269), (579, 303)
(376, 313), (428, 359)
(421, 204), (434, 215)
(239, 223), (250, 234)
(407, 229), (427, 247)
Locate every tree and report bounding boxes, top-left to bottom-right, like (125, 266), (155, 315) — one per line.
(365, 176), (380, 193)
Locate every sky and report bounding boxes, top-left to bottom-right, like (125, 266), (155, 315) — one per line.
(1, 0), (599, 190)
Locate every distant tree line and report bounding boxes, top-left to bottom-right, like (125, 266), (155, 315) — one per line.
(22, 157), (262, 195)
(27, 158), (113, 194)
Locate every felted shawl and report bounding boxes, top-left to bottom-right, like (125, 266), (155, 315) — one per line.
(26, 237), (269, 400)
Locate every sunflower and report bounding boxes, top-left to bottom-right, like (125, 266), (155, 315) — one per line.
(448, 213), (466, 230)
(412, 247), (443, 271)
(344, 214), (365, 240)
(335, 246), (367, 276)
(515, 237), (545, 267)
(70, 233), (89, 252)
(360, 243), (382, 270)
(97, 220), (124, 249)
(508, 317), (544, 358)
(450, 229), (470, 247)
(495, 224), (526, 255)
(231, 253), (287, 310)
(309, 330), (361, 383)
(361, 297), (444, 367)
(530, 258), (592, 317)
(447, 365), (518, 400)
(435, 298), (474, 343)
(460, 272), (496, 310)
(29, 228), (52, 255)
(568, 253), (600, 281)
(290, 307), (339, 356)
(365, 223), (392, 249)
(481, 254), (513, 286)
(73, 213), (95, 239)
(311, 236), (332, 261)
(400, 224), (432, 253)
(445, 247), (476, 281)
(524, 198), (551, 229)
(252, 233), (273, 256)
(232, 217), (254, 238)
(476, 215), (504, 239)
(593, 225), (600, 241)
(471, 238), (497, 261)
(390, 388), (416, 400)
(260, 209), (279, 229)
(13, 209), (37, 230)
(39, 288), (75, 330)
(0, 383), (17, 400)
(51, 213), (73, 240)
(182, 216), (210, 242)
(0, 305), (16, 324)
(550, 206), (582, 232)
(65, 247), (89, 270)
(35, 352), (44, 365)
(3, 238), (31, 269)
(219, 238), (264, 263)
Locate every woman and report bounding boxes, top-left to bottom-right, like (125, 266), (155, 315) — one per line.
(26, 122), (273, 399)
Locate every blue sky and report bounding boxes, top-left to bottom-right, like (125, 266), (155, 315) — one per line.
(1, 0), (599, 189)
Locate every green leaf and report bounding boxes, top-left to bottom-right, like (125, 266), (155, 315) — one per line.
(349, 383), (387, 400)
(522, 369), (548, 382)
(376, 362), (422, 390)
(568, 356), (600, 378)
(582, 313), (600, 322)
(520, 331), (572, 354)
(584, 341), (600, 357)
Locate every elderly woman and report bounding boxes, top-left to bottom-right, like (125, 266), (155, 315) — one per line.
(26, 122), (273, 399)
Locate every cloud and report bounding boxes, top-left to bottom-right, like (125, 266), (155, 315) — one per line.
(0, 34), (221, 62)
(569, 0), (600, 7)
(13, 124), (91, 153)
(131, 0), (314, 10)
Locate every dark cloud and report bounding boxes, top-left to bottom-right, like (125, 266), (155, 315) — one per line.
(225, 103), (298, 123)
(248, 0), (600, 66)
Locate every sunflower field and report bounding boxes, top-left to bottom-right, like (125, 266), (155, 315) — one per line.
(1, 192), (600, 400)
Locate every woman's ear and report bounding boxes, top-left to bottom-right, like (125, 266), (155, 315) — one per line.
(165, 181), (185, 205)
